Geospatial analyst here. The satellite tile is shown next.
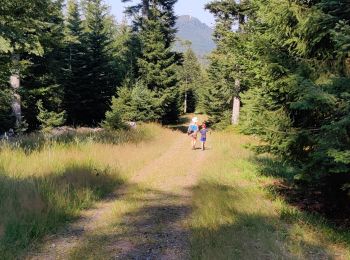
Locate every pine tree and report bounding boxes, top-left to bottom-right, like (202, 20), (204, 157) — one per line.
(104, 81), (162, 127)
(237, 0), (350, 191)
(36, 100), (66, 132)
(122, 0), (180, 123)
(76, 0), (118, 125)
(122, 0), (178, 48)
(179, 46), (202, 113)
(138, 15), (179, 123)
(205, 0), (246, 126)
(63, 0), (87, 125)
(203, 52), (233, 124)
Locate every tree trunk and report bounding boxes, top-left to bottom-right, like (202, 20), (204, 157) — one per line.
(345, 56), (350, 76)
(10, 54), (21, 126)
(231, 4), (245, 125)
(232, 79), (240, 125)
(184, 91), (187, 114)
(142, 0), (149, 18)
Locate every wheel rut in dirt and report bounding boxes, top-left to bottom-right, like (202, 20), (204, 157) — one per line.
(110, 137), (207, 259)
(27, 130), (209, 260)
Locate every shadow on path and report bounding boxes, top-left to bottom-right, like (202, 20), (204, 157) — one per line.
(71, 187), (192, 259)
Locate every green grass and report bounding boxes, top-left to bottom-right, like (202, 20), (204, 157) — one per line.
(0, 125), (157, 259)
(190, 131), (350, 259)
(1, 121), (349, 259)
(1, 126), (153, 154)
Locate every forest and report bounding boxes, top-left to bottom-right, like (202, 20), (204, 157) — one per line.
(0, 0), (350, 258)
(205, 0), (350, 222)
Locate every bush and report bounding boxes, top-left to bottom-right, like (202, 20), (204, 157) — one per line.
(36, 100), (66, 132)
(103, 97), (126, 130)
(103, 81), (162, 129)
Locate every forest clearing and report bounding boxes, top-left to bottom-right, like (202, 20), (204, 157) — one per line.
(1, 0), (350, 258)
(0, 116), (348, 259)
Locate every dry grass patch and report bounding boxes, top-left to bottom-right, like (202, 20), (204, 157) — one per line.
(0, 124), (174, 259)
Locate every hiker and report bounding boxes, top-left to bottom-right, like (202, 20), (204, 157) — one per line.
(188, 117), (199, 150)
(199, 123), (210, 151)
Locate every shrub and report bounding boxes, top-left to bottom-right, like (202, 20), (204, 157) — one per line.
(36, 100), (66, 132)
(103, 81), (162, 129)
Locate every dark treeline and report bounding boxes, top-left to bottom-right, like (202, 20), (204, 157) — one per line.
(0, 0), (207, 132)
(204, 0), (350, 217)
(1, 0), (121, 130)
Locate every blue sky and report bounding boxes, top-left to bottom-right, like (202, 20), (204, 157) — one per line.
(105, 0), (215, 26)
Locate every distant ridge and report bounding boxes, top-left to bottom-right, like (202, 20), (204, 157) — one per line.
(175, 15), (216, 59)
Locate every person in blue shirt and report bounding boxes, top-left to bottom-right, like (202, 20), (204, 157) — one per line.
(187, 117), (199, 150)
(199, 123), (210, 151)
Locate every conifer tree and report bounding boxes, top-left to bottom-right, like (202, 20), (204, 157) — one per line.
(205, 0), (250, 126)
(112, 20), (141, 82)
(236, 0), (350, 193)
(0, 88), (15, 133)
(179, 46), (201, 113)
(138, 18), (178, 92)
(104, 81), (162, 127)
(122, 0), (177, 48)
(36, 100), (66, 132)
(138, 14), (179, 123)
(121, 0), (180, 123)
(203, 52), (233, 124)
(195, 69), (211, 114)
(76, 0), (118, 125)
(63, 0), (87, 124)
(0, 55), (15, 132)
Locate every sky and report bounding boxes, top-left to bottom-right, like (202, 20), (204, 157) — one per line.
(105, 0), (215, 26)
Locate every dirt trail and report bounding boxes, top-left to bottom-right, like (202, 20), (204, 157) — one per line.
(27, 127), (209, 260)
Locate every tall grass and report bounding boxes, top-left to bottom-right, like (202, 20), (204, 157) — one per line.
(0, 125), (153, 154)
(0, 125), (159, 259)
(190, 131), (350, 259)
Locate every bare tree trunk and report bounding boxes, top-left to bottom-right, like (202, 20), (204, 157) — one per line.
(231, 5), (245, 125)
(10, 54), (21, 126)
(184, 77), (188, 114)
(232, 79), (240, 125)
(345, 56), (350, 76)
(142, 0), (149, 18)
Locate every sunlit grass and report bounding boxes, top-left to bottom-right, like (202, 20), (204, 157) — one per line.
(0, 124), (174, 259)
(190, 131), (350, 259)
(2, 119), (348, 259)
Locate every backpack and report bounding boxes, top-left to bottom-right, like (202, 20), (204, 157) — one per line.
(187, 126), (193, 135)
(187, 124), (197, 135)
